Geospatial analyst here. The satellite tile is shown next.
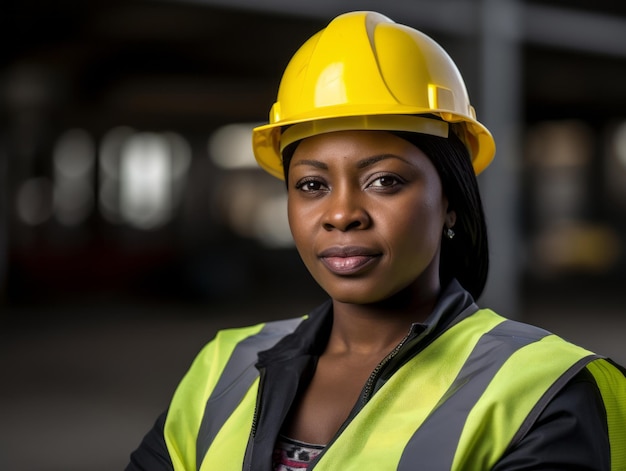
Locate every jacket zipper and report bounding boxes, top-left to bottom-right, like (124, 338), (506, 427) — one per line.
(306, 328), (415, 469)
(243, 367), (266, 470)
(360, 331), (412, 402)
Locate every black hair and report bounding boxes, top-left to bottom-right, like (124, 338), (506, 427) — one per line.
(393, 130), (489, 300)
(281, 129), (490, 300)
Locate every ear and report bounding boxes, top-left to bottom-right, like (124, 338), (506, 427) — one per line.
(445, 210), (457, 229)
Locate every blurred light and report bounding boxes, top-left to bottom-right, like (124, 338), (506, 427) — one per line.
(253, 195), (293, 248)
(213, 173), (292, 248)
(99, 128), (191, 230)
(209, 123), (293, 247)
(53, 128), (96, 226)
(16, 177), (54, 226)
(532, 222), (621, 276)
(527, 120), (591, 168)
(227, 177), (259, 237)
(100, 126), (134, 178)
(526, 121), (592, 228)
(99, 126), (135, 224)
(525, 120), (612, 277)
(120, 133), (172, 230)
(209, 123), (261, 170)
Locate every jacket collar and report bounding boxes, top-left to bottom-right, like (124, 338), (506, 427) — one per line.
(257, 279), (477, 368)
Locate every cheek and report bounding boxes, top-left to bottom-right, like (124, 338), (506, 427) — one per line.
(287, 201), (298, 240)
(399, 188), (446, 226)
(287, 199), (311, 247)
(387, 199), (446, 251)
(421, 187), (448, 231)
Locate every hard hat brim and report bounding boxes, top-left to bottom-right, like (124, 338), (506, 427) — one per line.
(252, 111), (495, 180)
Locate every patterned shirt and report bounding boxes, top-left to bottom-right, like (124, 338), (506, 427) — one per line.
(273, 436), (325, 470)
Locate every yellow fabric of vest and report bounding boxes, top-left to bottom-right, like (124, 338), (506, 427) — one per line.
(164, 323), (265, 471)
(452, 334), (596, 469)
(586, 360), (626, 470)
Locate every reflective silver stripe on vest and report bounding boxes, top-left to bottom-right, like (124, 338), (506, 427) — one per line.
(397, 319), (552, 470)
(195, 317), (303, 469)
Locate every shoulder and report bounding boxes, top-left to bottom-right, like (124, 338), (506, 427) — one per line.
(472, 309), (595, 359)
(494, 367), (612, 470)
(211, 316), (305, 347)
(472, 308), (551, 339)
(181, 312), (314, 378)
(470, 309), (605, 401)
(201, 316), (307, 354)
(476, 309), (626, 468)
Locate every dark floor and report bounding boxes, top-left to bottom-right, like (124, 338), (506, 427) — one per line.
(1, 295), (625, 471)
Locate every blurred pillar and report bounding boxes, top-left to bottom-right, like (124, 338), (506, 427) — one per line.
(477, 0), (523, 318)
(0, 134), (6, 303)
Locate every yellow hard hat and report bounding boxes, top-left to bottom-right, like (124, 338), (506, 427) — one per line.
(252, 11), (495, 179)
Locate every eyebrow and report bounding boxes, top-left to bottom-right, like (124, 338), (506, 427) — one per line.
(356, 154), (411, 168)
(292, 154), (411, 171)
(292, 159), (328, 170)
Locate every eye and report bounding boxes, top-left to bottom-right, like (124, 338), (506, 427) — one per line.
(368, 174), (402, 189)
(295, 177), (328, 193)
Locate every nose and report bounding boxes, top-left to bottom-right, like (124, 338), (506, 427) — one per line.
(322, 189), (371, 232)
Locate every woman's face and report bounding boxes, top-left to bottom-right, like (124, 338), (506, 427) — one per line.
(287, 130), (451, 305)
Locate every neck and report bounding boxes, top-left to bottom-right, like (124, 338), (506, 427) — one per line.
(328, 284), (439, 356)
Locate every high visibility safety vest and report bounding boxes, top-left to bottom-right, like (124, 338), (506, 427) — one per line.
(163, 308), (626, 470)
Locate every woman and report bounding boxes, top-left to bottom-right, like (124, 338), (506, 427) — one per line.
(127, 11), (626, 470)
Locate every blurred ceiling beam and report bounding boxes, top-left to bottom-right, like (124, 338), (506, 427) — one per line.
(525, 4), (626, 58)
(168, 0), (626, 57)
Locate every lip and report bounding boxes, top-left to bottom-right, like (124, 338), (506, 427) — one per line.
(318, 246), (381, 275)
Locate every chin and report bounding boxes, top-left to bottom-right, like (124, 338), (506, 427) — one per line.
(331, 295), (378, 305)
(324, 286), (396, 306)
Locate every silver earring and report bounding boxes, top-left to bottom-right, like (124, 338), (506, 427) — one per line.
(445, 227), (455, 240)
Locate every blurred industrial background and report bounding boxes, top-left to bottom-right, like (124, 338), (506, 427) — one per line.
(1, 1), (626, 469)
